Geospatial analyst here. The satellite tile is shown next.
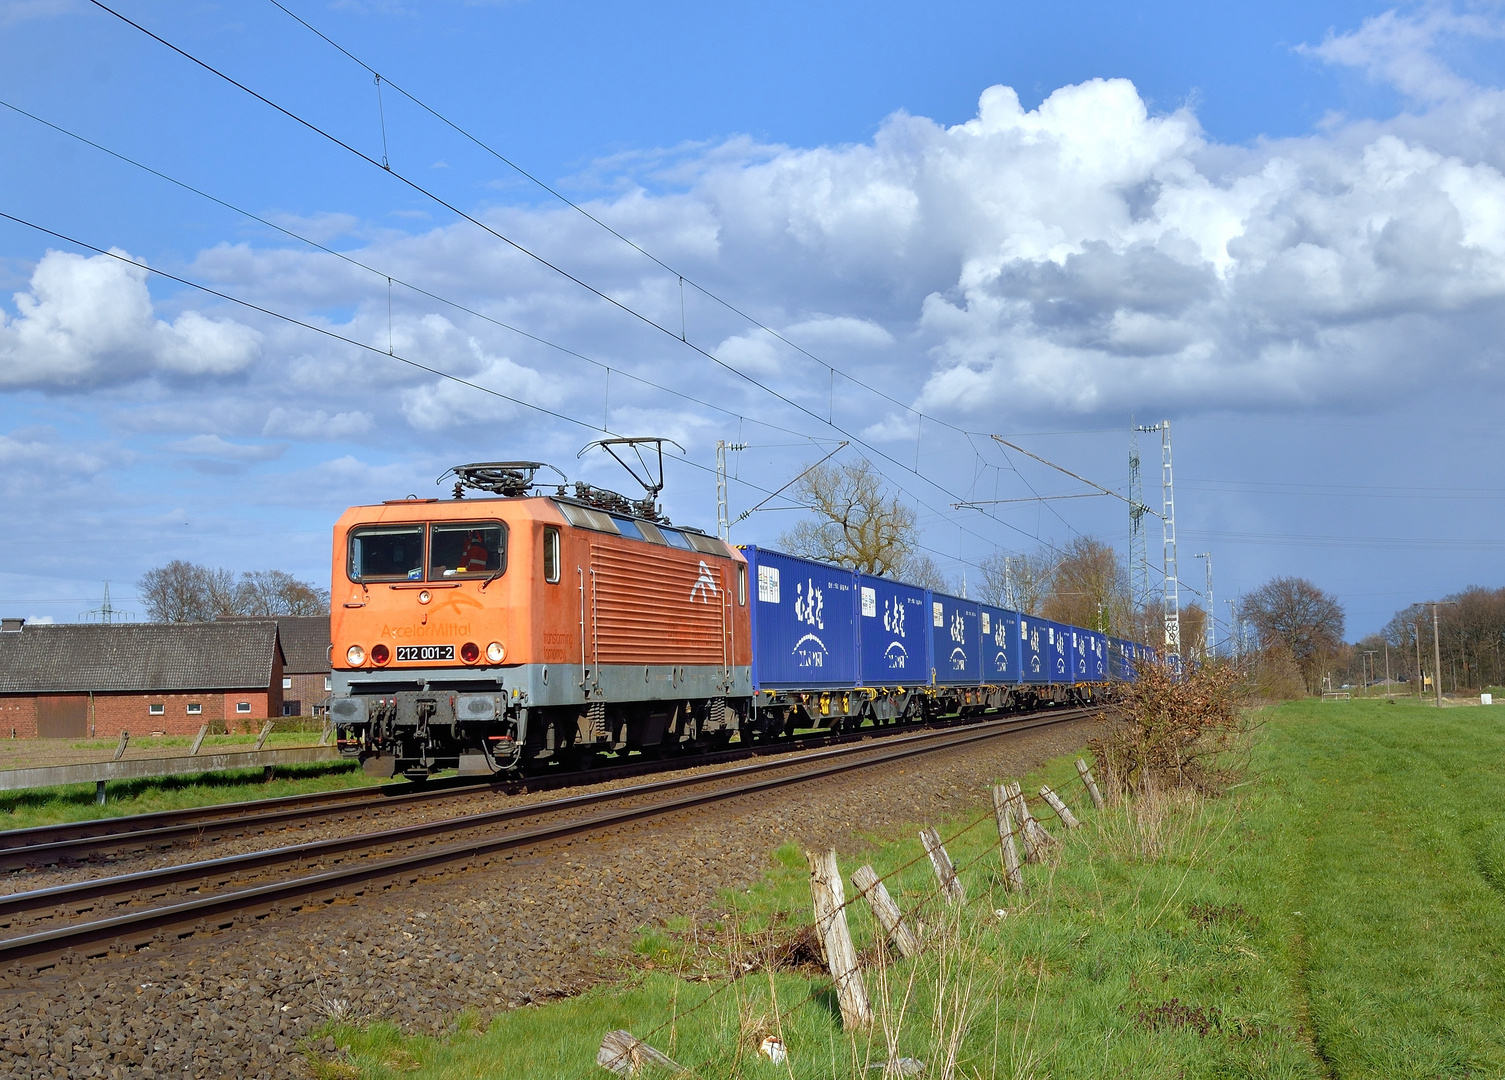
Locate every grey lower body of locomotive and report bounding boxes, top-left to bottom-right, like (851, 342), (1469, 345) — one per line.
(329, 663), (754, 779)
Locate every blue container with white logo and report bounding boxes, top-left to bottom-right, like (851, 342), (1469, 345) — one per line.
(979, 605), (1020, 684)
(1069, 627), (1091, 683)
(1085, 630), (1108, 682)
(1045, 620), (1072, 683)
(927, 591), (981, 686)
(1018, 615), (1049, 684)
(740, 546), (858, 690)
(856, 574), (929, 687)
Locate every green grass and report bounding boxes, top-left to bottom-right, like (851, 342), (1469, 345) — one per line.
(0, 756), (381, 829)
(307, 698), (1505, 1078)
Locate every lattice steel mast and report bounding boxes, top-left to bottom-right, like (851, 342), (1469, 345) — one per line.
(1127, 424), (1151, 637)
(1158, 420), (1181, 658)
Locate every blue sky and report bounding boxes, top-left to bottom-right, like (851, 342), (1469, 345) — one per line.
(3, 0), (1505, 642)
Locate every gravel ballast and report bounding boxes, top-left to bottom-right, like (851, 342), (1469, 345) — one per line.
(0, 716), (1098, 1079)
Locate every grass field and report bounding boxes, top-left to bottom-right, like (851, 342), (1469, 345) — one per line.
(0, 747), (376, 830)
(306, 698), (1505, 1079)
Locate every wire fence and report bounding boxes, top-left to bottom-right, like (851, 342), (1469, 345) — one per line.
(589, 768), (1101, 1078)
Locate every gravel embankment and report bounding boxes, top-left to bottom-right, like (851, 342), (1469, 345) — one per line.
(0, 716), (1098, 1079)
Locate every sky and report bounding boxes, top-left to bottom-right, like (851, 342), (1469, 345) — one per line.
(2, 0), (1505, 643)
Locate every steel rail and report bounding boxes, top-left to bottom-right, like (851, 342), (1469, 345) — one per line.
(0, 707), (1075, 869)
(0, 707), (1099, 971)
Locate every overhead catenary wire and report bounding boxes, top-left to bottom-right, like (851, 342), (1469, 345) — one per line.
(0, 208), (1007, 582)
(81, 0), (1086, 565)
(0, 96), (829, 452)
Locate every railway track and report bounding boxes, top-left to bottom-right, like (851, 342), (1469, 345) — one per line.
(0, 705), (1101, 974)
(0, 706), (1089, 872)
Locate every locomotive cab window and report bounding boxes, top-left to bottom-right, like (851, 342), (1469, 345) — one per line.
(543, 526), (560, 583)
(430, 522), (506, 580)
(349, 525), (425, 581)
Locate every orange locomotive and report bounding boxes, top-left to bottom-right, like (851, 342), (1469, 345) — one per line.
(328, 462), (753, 779)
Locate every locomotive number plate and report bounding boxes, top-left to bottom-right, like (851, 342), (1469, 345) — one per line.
(396, 645), (454, 662)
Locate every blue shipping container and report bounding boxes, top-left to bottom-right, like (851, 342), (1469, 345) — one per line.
(928, 592), (981, 685)
(741, 546), (858, 691)
(1085, 631), (1108, 682)
(979, 605), (1020, 684)
(1046, 621), (1072, 683)
(856, 574), (929, 687)
(1018, 615), (1050, 684)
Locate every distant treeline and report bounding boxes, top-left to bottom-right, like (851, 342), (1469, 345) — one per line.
(1339, 586), (1505, 693)
(138, 561), (329, 622)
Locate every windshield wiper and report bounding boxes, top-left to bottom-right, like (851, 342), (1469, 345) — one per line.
(479, 567), (504, 592)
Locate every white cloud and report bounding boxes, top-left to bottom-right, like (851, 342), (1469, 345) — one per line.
(1300, 6), (1504, 103)
(400, 338), (561, 431)
(167, 434), (285, 462)
(0, 249), (261, 389)
(263, 407), (374, 439)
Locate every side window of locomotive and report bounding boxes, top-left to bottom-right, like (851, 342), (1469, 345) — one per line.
(348, 525), (425, 581)
(429, 522), (506, 580)
(543, 526), (560, 584)
(737, 564), (747, 605)
(660, 528), (693, 550)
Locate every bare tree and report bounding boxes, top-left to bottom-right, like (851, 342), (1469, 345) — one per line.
(138, 560), (214, 622)
(780, 458), (918, 577)
(238, 570), (330, 616)
(976, 550), (1055, 614)
(138, 562), (329, 621)
(1040, 536), (1130, 633)
(1241, 577), (1345, 693)
(898, 552), (950, 593)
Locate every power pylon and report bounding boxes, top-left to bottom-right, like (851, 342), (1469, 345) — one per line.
(1158, 420), (1181, 658)
(1127, 425), (1151, 637)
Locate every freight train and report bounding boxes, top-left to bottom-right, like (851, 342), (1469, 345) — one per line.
(327, 460), (1152, 779)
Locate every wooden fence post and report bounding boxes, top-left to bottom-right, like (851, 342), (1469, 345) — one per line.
(852, 864), (921, 959)
(1076, 758), (1105, 810)
(254, 720), (275, 751)
(597, 1029), (684, 1075)
(1002, 782), (1038, 863)
(1039, 785), (1081, 829)
(808, 848), (872, 1029)
(112, 730), (129, 761)
(990, 785), (1025, 892)
(1008, 781), (1055, 860)
(189, 724), (210, 757)
(919, 827), (965, 905)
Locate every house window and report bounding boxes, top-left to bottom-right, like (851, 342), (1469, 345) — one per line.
(323, 676), (332, 692)
(148, 703), (164, 716)
(282, 678), (292, 690)
(236, 702), (251, 714)
(186, 703), (202, 715)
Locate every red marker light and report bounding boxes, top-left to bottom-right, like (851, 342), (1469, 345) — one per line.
(460, 641), (480, 664)
(371, 643), (391, 665)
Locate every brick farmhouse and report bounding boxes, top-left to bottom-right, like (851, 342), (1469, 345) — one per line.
(0, 618), (289, 738)
(267, 615), (332, 718)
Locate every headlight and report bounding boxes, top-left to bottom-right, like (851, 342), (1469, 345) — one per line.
(346, 644), (366, 666)
(486, 641), (506, 663)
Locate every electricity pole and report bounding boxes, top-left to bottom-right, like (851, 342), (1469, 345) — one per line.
(715, 440), (747, 540)
(1193, 552), (1214, 659)
(1363, 650), (1378, 697)
(1433, 603), (1444, 708)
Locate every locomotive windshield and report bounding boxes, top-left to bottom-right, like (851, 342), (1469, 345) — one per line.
(348, 525), (424, 581)
(429, 522), (506, 580)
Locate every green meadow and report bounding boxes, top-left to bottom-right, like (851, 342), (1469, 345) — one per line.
(313, 698), (1505, 1079)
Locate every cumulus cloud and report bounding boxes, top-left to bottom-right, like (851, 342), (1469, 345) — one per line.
(400, 338), (561, 431)
(0, 249), (261, 389)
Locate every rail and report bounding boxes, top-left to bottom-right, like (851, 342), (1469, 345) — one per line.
(0, 706), (1101, 972)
